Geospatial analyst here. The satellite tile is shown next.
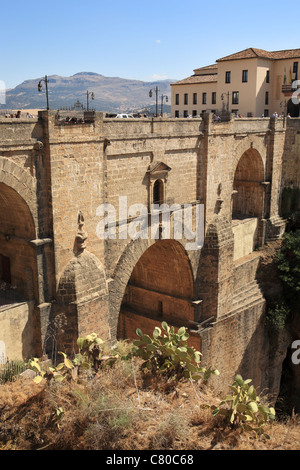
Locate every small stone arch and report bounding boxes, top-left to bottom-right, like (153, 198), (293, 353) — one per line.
(49, 250), (109, 356)
(232, 148), (265, 218)
(232, 136), (267, 174)
(56, 251), (107, 305)
(231, 147), (266, 259)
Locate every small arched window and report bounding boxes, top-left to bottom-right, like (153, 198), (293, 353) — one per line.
(153, 179), (164, 205)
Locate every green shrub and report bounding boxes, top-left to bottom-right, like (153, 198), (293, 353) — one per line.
(204, 374), (276, 439)
(74, 333), (119, 371)
(29, 353), (74, 384)
(276, 230), (300, 309)
(29, 333), (120, 384)
(131, 321), (219, 382)
(265, 297), (290, 331)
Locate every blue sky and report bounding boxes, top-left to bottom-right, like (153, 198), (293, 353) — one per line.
(1, 0), (298, 89)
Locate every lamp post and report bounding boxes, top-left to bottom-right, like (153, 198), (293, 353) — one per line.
(38, 75), (50, 110)
(161, 94), (168, 116)
(86, 90), (95, 111)
(149, 86), (159, 116)
(221, 92), (230, 112)
(280, 99), (287, 117)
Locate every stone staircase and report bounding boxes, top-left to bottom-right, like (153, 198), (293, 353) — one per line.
(266, 215), (287, 242)
(231, 279), (264, 315)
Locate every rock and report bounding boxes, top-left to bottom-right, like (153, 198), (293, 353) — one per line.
(20, 368), (37, 379)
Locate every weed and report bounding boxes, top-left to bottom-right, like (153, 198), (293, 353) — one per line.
(0, 360), (28, 383)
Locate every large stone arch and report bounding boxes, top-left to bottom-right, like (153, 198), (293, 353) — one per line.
(0, 158), (38, 234)
(109, 238), (196, 341)
(0, 181), (37, 299)
(0, 180), (40, 361)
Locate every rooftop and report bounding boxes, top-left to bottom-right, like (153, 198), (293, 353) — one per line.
(216, 47), (300, 62)
(171, 74), (217, 86)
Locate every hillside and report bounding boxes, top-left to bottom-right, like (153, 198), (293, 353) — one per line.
(1, 348), (300, 451)
(2, 72), (174, 114)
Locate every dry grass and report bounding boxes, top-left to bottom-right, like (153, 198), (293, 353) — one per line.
(0, 357), (300, 451)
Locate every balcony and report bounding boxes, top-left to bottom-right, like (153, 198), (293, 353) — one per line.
(282, 84), (298, 94)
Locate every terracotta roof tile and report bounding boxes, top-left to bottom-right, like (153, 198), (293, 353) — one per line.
(269, 48), (300, 59)
(217, 47), (300, 62)
(193, 64), (218, 75)
(171, 74), (217, 86)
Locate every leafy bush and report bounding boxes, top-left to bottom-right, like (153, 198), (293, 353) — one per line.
(265, 297), (290, 331)
(74, 333), (119, 371)
(205, 374), (276, 439)
(131, 321), (219, 382)
(29, 333), (120, 384)
(29, 353), (74, 384)
(276, 230), (300, 301)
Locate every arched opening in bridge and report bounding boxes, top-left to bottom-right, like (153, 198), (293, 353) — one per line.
(287, 98), (300, 117)
(0, 182), (37, 306)
(232, 149), (264, 259)
(117, 239), (195, 340)
(0, 182), (39, 360)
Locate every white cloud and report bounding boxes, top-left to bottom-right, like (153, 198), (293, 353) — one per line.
(151, 74), (168, 80)
(155, 39), (161, 44)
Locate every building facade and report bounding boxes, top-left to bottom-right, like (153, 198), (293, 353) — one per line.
(171, 47), (300, 118)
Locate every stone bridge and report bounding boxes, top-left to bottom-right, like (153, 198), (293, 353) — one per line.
(0, 111), (299, 393)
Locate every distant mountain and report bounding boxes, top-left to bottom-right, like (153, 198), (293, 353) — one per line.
(2, 72), (175, 113)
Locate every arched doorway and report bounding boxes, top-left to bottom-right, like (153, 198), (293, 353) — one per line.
(117, 239), (195, 340)
(232, 149), (265, 259)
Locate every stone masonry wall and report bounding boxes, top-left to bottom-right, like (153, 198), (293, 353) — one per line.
(0, 113), (292, 395)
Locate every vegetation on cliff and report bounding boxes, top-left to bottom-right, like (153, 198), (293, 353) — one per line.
(0, 325), (298, 451)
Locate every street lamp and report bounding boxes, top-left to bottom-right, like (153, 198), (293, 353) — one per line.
(280, 99), (287, 116)
(161, 94), (168, 116)
(221, 92), (230, 112)
(149, 86), (159, 116)
(86, 90), (95, 111)
(38, 75), (50, 110)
